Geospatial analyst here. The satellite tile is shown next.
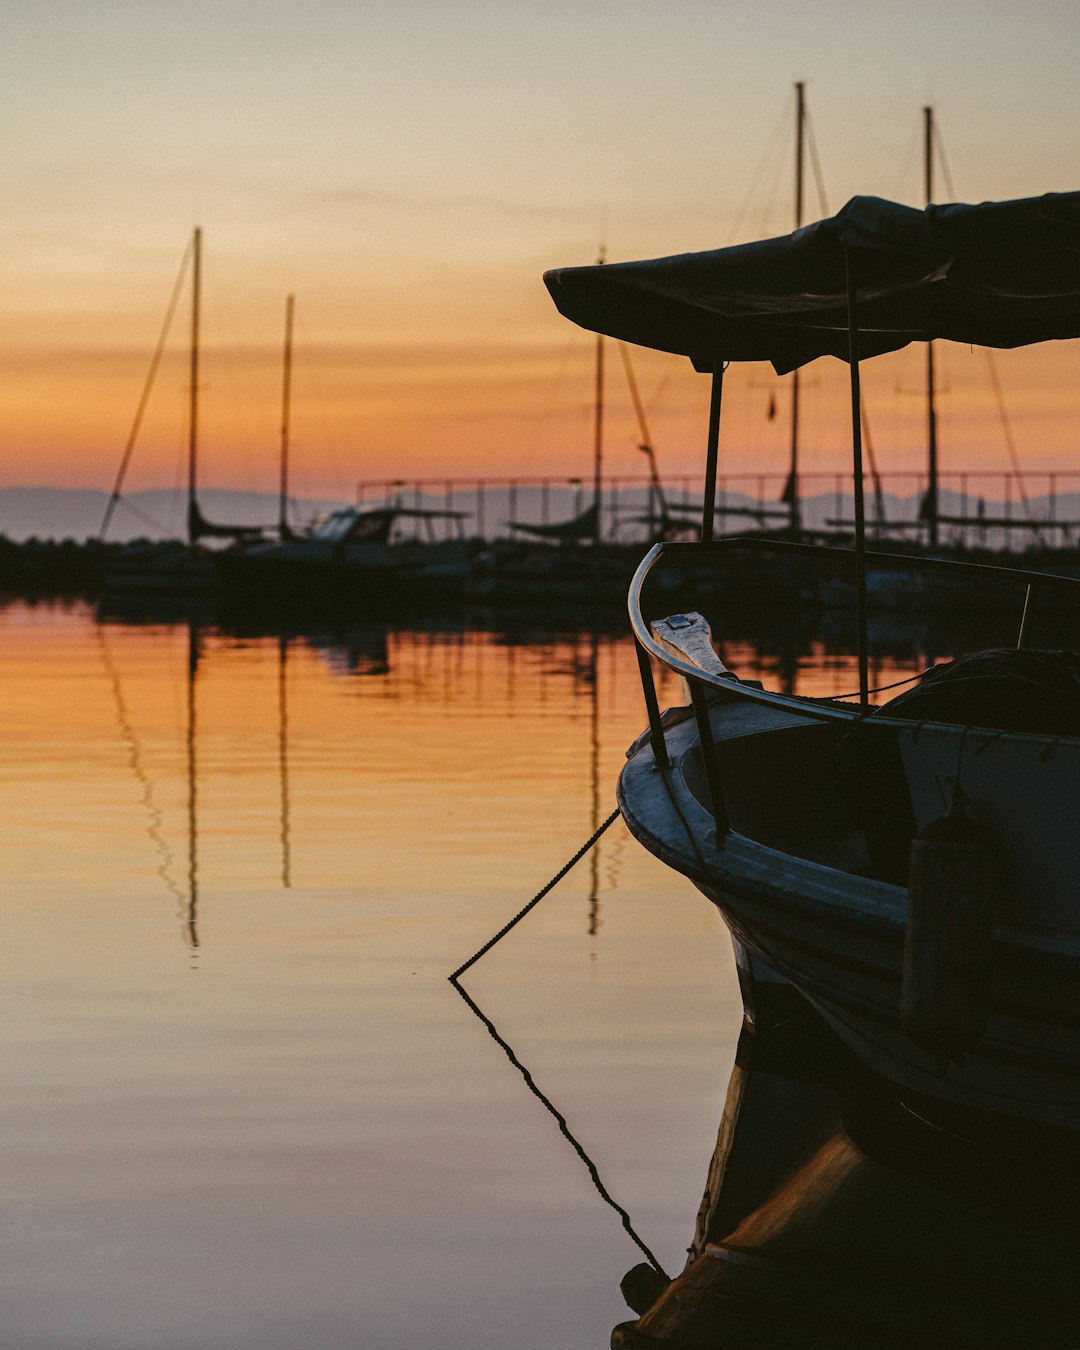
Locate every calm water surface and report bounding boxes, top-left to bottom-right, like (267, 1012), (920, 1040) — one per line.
(0, 599), (934, 1349)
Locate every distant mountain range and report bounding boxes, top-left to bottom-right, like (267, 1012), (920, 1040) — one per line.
(0, 488), (343, 543)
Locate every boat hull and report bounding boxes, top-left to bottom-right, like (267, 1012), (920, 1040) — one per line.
(215, 542), (486, 614)
(618, 705), (1080, 1137)
(100, 544), (219, 596)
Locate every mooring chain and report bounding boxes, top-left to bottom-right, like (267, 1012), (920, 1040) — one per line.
(449, 807), (621, 982)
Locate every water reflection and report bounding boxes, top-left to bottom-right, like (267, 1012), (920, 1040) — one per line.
(5, 592), (1035, 1347)
(450, 976), (665, 1275)
(613, 967), (1080, 1349)
(94, 611), (625, 943)
(97, 622), (189, 937)
(278, 633), (292, 889)
(84, 596), (987, 966)
(185, 620), (200, 950)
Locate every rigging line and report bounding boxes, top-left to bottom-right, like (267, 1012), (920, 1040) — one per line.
(933, 123), (958, 201)
(619, 342), (668, 519)
(726, 93), (792, 245)
(983, 347), (1042, 539)
(110, 494), (173, 534)
(825, 666), (933, 703)
(99, 236), (194, 540)
(925, 114), (1033, 548)
(619, 342), (651, 447)
(932, 97), (1041, 540)
(754, 127), (792, 241)
(858, 392), (887, 526)
(804, 107), (830, 217)
(449, 978), (667, 1274)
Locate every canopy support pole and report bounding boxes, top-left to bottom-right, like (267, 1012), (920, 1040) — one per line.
(844, 248), (870, 708)
(702, 363), (725, 544)
(788, 80), (806, 534)
(593, 332), (604, 545)
(923, 105), (940, 550)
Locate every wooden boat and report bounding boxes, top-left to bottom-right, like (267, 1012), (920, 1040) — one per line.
(545, 189), (1080, 1139)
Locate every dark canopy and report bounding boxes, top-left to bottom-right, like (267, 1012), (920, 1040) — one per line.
(544, 193), (1080, 374)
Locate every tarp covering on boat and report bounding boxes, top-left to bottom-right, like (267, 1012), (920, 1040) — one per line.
(544, 192), (1080, 373)
(879, 647), (1080, 738)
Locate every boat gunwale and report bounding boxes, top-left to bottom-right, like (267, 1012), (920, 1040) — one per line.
(629, 535), (1080, 751)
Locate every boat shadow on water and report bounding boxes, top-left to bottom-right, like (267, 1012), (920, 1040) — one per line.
(453, 958), (1080, 1348)
(613, 974), (1080, 1349)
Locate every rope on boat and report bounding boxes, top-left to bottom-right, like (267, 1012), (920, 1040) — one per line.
(827, 666), (933, 703)
(449, 807), (621, 981)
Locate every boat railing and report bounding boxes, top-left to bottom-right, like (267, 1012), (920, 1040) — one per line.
(628, 537), (1080, 836)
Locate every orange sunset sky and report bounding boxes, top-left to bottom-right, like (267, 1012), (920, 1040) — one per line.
(5, 0), (1080, 508)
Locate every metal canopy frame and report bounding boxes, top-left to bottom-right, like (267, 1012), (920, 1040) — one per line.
(698, 248), (870, 701)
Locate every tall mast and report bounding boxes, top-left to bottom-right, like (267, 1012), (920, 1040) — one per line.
(279, 294), (295, 538)
(924, 106), (939, 548)
(593, 245), (606, 544)
(786, 82), (806, 533)
(187, 226), (202, 546)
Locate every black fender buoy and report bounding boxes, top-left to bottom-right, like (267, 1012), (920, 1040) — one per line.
(901, 791), (1002, 1065)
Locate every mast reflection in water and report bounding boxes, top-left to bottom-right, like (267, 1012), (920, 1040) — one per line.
(3, 595), (1053, 1348)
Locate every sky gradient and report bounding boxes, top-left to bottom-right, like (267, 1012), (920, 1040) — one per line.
(5, 0), (1080, 504)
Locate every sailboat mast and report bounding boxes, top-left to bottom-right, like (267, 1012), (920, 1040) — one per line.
(187, 226), (202, 546)
(593, 246), (606, 545)
(787, 82), (805, 533)
(924, 106), (939, 548)
(279, 294), (295, 538)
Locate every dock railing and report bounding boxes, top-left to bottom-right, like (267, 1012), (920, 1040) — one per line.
(356, 471), (1080, 549)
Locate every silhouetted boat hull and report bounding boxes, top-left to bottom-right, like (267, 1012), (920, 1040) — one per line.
(217, 541), (484, 612)
(618, 631), (1080, 1136)
(101, 541), (219, 596)
(215, 505), (488, 613)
